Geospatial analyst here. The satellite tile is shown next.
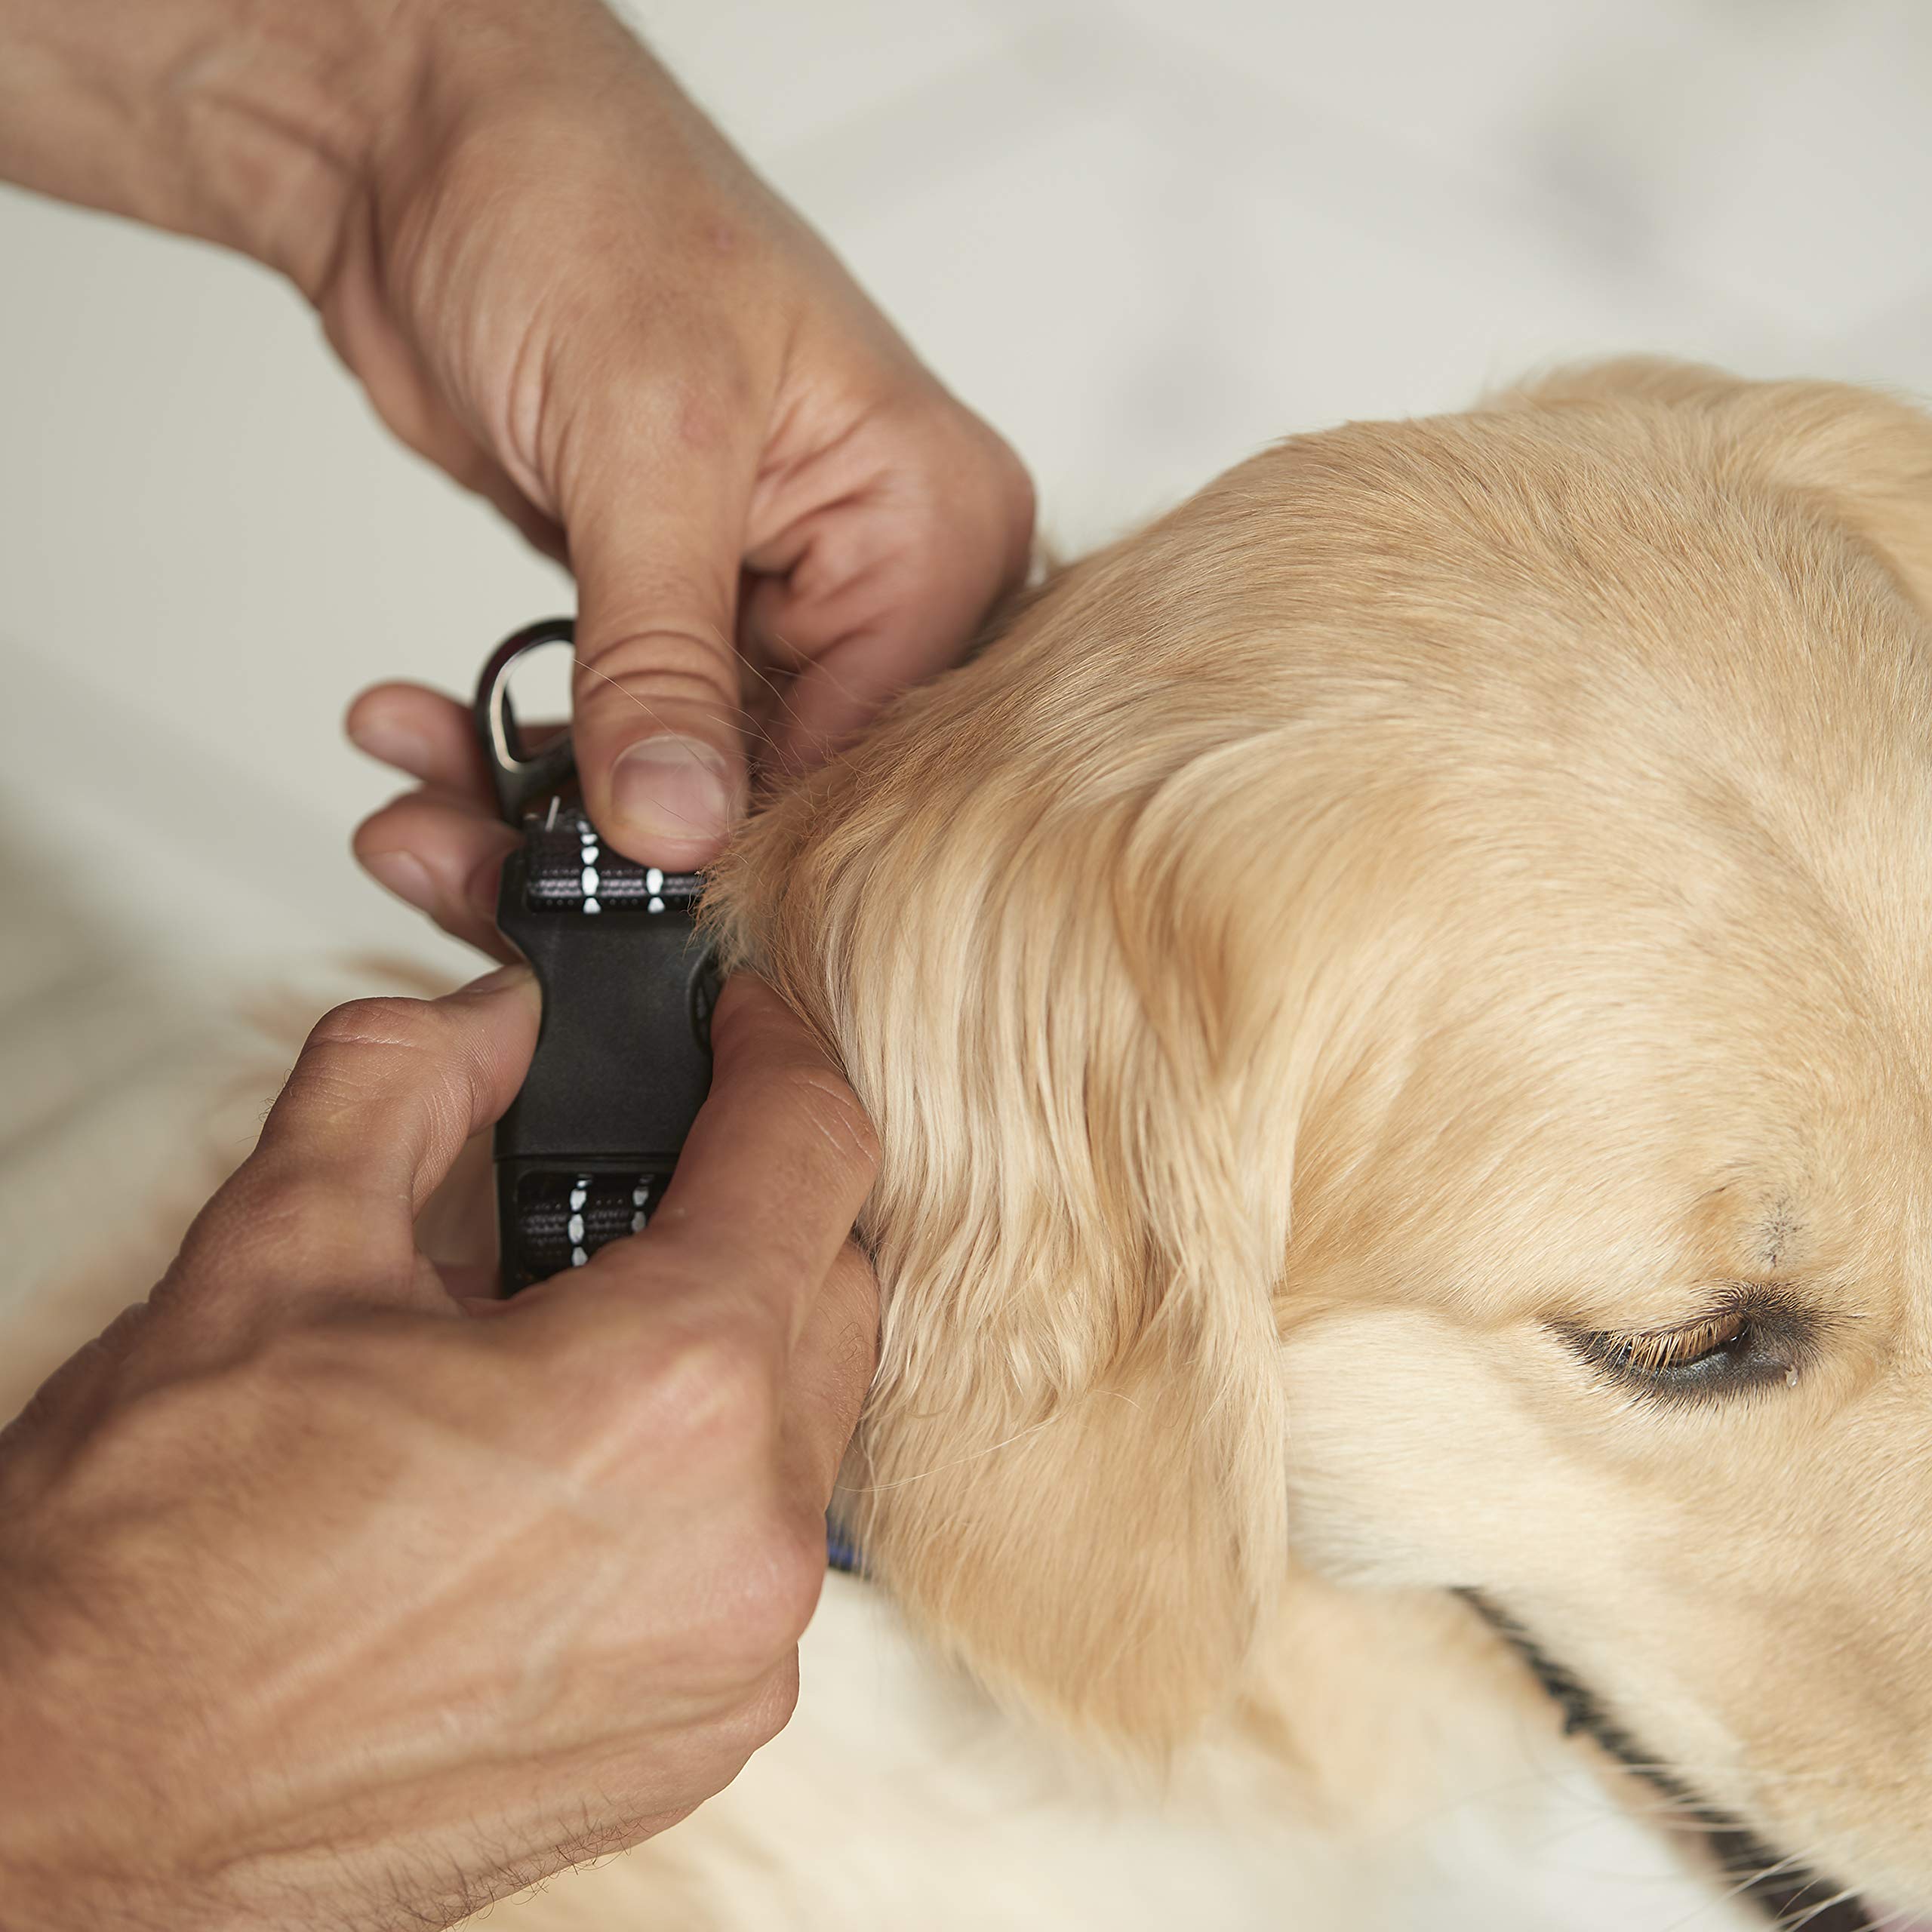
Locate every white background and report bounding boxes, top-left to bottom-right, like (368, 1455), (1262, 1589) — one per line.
(5, 0), (1932, 977)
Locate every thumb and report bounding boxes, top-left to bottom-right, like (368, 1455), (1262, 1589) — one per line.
(567, 477), (752, 869)
(170, 965), (543, 1321)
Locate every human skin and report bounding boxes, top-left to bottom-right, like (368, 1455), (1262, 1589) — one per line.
(0, 0), (1034, 872)
(0, 971), (881, 1930)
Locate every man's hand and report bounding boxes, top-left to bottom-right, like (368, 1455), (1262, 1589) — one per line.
(1, 0), (1035, 868)
(0, 970), (879, 1932)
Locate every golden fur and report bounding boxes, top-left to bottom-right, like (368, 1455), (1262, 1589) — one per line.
(8, 359), (1932, 1925)
(706, 359), (1932, 1914)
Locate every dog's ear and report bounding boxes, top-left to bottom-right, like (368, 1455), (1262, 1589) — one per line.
(1508, 358), (1932, 617)
(706, 685), (1396, 1748)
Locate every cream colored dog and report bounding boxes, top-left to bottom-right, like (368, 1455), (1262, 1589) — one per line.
(11, 358), (1932, 1929)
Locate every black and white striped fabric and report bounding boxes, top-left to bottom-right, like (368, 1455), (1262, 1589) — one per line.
(518, 805), (703, 917)
(509, 1168), (666, 1278)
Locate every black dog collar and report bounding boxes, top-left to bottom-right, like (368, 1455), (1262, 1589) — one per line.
(475, 620), (718, 1292)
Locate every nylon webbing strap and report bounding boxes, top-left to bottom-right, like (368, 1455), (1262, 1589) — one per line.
(518, 806), (705, 918)
(478, 621), (717, 1296)
(494, 809), (710, 1292)
(507, 1167), (671, 1280)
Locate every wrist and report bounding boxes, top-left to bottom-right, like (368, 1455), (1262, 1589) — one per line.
(0, 0), (435, 296)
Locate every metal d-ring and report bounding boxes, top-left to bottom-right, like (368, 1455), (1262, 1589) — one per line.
(474, 617), (580, 824)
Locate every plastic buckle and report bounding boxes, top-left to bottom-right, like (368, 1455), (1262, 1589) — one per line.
(474, 620), (717, 1291)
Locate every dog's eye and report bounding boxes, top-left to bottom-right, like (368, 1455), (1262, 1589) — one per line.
(1561, 1294), (1807, 1400)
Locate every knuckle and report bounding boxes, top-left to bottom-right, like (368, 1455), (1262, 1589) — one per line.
(280, 995), (476, 1171)
(709, 1524), (820, 1681)
(635, 1321), (780, 1462)
(183, 1166), (325, 1272)
(777, 1066), (882, 1180)
(577, 623), (735, 693)
(891, 399), (1035, 579)
(605, 347), (760, 458)
(305, 994), (441, 1059)
(752, 1522), (831, 1650)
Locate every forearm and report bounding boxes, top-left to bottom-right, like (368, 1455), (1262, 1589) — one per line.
(0, 0), (737, 305)
(0, 0), (432, 289)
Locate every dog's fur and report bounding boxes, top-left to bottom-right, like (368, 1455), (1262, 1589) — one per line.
(11, 359), (1932, 1927)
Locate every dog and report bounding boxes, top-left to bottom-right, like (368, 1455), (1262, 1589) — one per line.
(8, 358), (1932, 1928)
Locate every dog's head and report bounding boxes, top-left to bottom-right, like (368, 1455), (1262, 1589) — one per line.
(710, 362), (1932, 1918)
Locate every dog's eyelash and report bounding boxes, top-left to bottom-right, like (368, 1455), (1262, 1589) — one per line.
(1559, 1290), (1813, 1401)
(1592, 1309), (1750, 1377)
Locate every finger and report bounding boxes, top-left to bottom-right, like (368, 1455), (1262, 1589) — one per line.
(586, 978), (878, 1340)
(770, 560), (1007, 765)
(348, 683), (569, 795)
(740, 595), (928, 774)
(739, 432), (1032, 771)
(353, 785), (521, 960)
(346, 681), (496, 791)
(778, 1241), (878, 1512)
(179, 967), (542, 1306)
(565, 455), (755, 869)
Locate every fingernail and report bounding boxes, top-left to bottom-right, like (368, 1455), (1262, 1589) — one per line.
(362, 849), (437, 914)
(611, 736), (735, 854)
